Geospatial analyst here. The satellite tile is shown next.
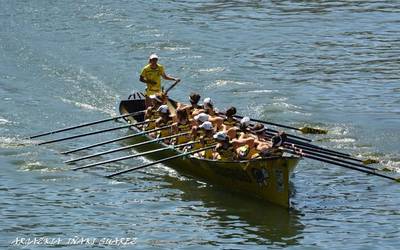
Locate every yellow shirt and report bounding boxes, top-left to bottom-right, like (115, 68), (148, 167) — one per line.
(140, 63), (165, 95)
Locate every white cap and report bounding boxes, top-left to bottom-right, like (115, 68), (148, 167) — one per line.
(213, 131), (228, 141)
(203, 97), (213, 106)
(149, 53), (158, 60)
(194, 113), (209, 123)
(199, 121), (213, 130)
(240, 116), (250, 126)
(157, 105), (169, 114)
(149, 94), (162, 103)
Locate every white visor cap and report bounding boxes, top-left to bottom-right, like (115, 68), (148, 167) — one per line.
(203, 97), (213, 106)
(213, 131), (228, 141)
(199, 121), (213, 130)
(240, 116), (251, 126)
(149, 53), (158, 60)
(157, 105), (169, 114)
(149, 94), (162, 103)
(194, 113), (209, 123)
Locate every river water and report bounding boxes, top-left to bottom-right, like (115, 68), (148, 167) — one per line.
(1, 1), (399, 249)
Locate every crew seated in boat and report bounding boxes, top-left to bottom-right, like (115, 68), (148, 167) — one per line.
(143, 94), (164, 130)
(171, 108), (193, 146)
(213, 131), (256, 161)
(151, 104), (173, 142)
(195, 121), (216, 159)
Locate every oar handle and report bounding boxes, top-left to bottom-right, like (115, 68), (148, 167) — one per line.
(165, 79), (181, 95)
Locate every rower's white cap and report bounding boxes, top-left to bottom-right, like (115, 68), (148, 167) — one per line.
(149, 94), (162, 103)
(203, 97), (213, 106)
(240, 116), (250, 126)
(149, 53), (158, 60)
(157, 105), (169, 114)
(213, 131), (228, 141)
(199, 121), (213, 130)
(194, 113), (209, 123)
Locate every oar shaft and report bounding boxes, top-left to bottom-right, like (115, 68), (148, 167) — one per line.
(264, 129), (311, 143)
(28, 110), (145, 139)
(289, 146), (377, 171)
(234, 115), (300, 131)
(74, 140), (198, 171)
(38, 123), (138, 145)
(292, 151), (398, 182)
(65, 132), (190, 163)
(106, 144), (215, 178)
(62, 124), (173, 154)
(284, 142), (361, 162)
(286, 137), (351, 157)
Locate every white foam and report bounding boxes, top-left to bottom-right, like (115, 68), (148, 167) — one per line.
(0, 118), (10, 125)
(198, 67), (225, 73)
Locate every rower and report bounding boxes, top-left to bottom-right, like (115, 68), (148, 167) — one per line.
(179, 92), (203, 118)
(152, 104), (173, 142)
(213, 131), (235, 160)
(225, 116), (251, 140)
(191, 113), (210, 148)
(196, 121), (216, 159)
(222, 106), (238, 130)
(203, 97), (217, 116)
(213, 131), (256, 161)
(202, 97), (223, 130)
(171, 108), (192, 146)
(250, 123), (282, 158)
(143, 94), (163, 131)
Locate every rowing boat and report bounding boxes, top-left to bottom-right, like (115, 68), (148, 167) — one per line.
(118, 92), (301, 208)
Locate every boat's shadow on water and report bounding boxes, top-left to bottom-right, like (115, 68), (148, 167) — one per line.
(139, 171), (305, 246)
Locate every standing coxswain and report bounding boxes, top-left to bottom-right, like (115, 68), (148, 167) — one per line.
(139, 53), (180, 107)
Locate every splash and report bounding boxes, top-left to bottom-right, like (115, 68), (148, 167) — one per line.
(59, 97), (114, 114)
(206, 79), (249, 89)
(0, 136), (33, 148)
(0, 118), (10, 125)
(198, 67), (225, 73)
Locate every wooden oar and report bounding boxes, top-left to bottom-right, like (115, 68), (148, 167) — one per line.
(165, 79), (181, 94)
(61, 124), (173, 154)
(38, 120), (150, 145)
(234, 115), (328, 134)
(65, 132), (190, 164)
(286, 145), (378, 172)
(284, 142), (378, 165)
(73, 140), (201, 171)
(285, 137), (351, 157)
(263, 129), (312, 143)
(218, 112), (312, 142)
(28, 110), (145, 139)
(105, 144), (216, 178)
(285, 148), (400, 182)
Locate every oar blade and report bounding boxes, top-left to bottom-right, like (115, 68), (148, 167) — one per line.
(362, 158), (380, 165)
(300, 126), (328, 134)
